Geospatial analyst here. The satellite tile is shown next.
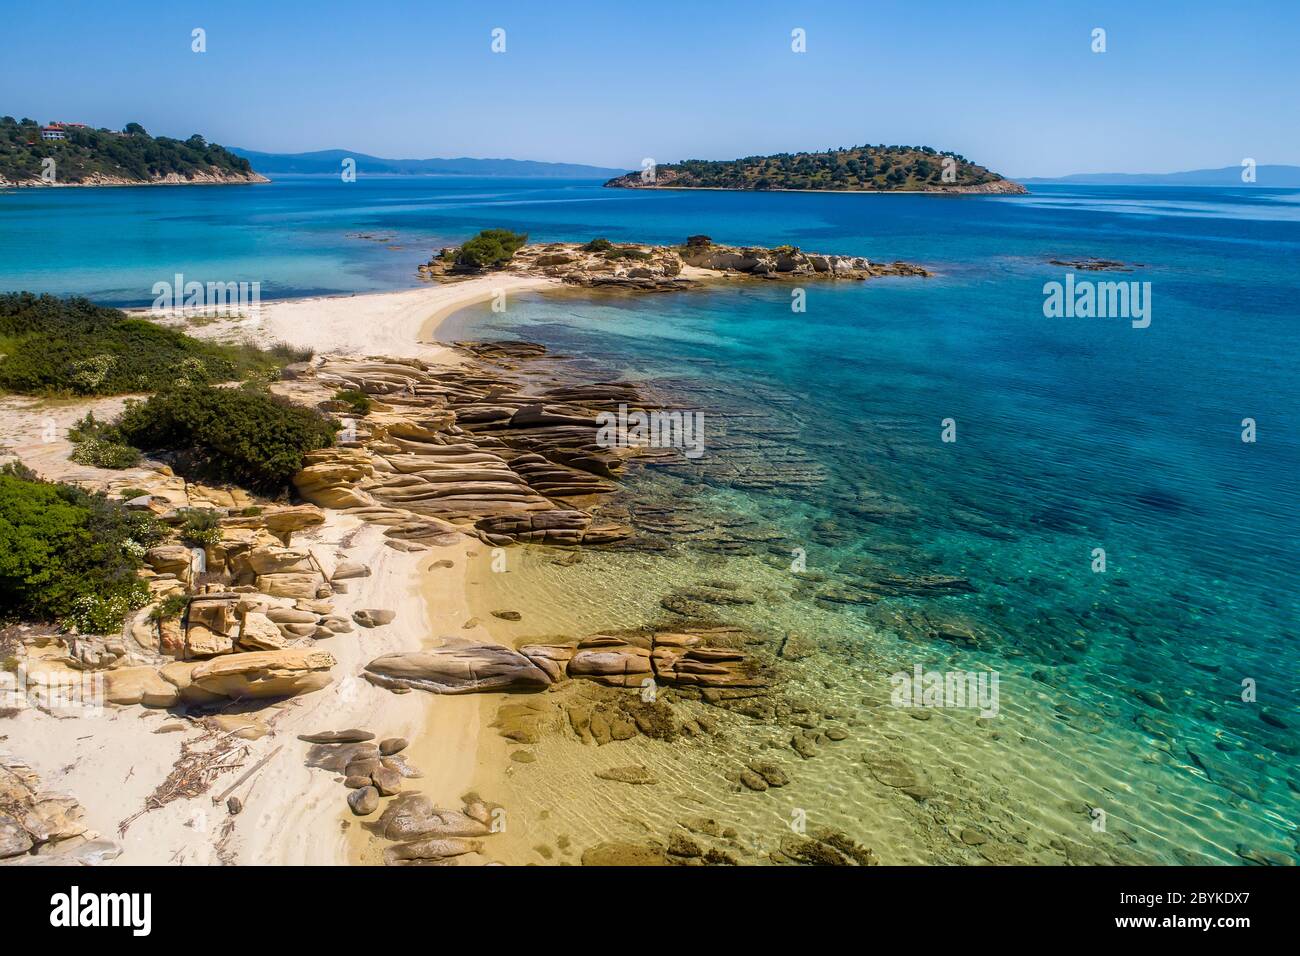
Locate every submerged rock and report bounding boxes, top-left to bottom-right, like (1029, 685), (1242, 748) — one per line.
(580, 841), (668, 866)
(595, 765), (658, 785)
(385, 837), (484, 865)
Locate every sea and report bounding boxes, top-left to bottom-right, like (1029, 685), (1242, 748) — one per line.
(3, 174), (1297, 864)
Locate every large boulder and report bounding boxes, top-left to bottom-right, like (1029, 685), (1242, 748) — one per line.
(257, 571), (328, 599)
(159, 618), (185, 657)
(245, 546), (316, 576)
(185, 624), (234, 658)
(566, 637), (653, 688)
(164, 649), (335, 702)
(0, 751), (117, 864)
(353, 608), (396, 628)
(262, 505), (326, 536)
(238, 611), (289, 651)
(518, 644), (574, 682)
(188, 598), (236, 635)
(376, 795), (490, 840)
(144, 545), (193, 583)
(103, 666), (181, 708)
(292, 454), (375, 509)
(365, 640), (552, 695)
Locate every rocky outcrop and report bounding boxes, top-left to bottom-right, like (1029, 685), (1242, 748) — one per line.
(0, 750), (119, 865)
(365, 628), (763, 698)
(5, 168), (269, 188)
(522, 630), (765, 691)
(419, 239), (930, 289)
(287, 352), (637, 547)
(186, 647), (334, 699)
(138, 648), (336, 705)
(364, 640), (553, 695)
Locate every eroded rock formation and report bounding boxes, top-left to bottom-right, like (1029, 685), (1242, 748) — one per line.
(418, 239), (930, 291)
(0, 750), (119, 865)
(287, 349), (644, 547)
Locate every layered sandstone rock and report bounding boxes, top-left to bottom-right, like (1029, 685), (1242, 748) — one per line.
(0, 750), (119, 866)
(287, 352), (636, 547)
(366, 630), (763, 698)
(364, 640), (553, 694)
(160, 648), (335, 703)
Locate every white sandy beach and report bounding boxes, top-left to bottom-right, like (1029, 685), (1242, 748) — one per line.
(147, 274), (560, 363)
(3, 275), (564, 866)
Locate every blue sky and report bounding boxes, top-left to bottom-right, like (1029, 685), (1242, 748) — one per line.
(2, 0), (1295, 177)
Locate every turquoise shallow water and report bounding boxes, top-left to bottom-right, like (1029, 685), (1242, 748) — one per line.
(4, 176), (1298, 862)
(441, 187), (1300, 863)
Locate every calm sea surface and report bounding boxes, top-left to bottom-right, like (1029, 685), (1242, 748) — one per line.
(4, 175), (1297, 862)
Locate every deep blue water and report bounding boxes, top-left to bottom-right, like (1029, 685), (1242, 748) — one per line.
(3, 175), (1298, 861)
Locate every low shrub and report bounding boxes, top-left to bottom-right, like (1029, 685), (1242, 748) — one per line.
(70, 436), (141, 470)
(333, 388), (373, 416)
(150, 592), (190, 622)
(0, 293), (300, 396)
(176, 507), (222, 546)
(67, 411), (141, 469)
(107, 384), (336, 493)
(0, 463), (163, 631)
(454, 229), (528, 270)
(602, 247), (652, 261)
(581, 237), (614, 252)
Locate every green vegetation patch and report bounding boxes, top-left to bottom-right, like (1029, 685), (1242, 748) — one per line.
(623, 145), (1007, 192)
(601, 246), (653, 261)
(0, 117), (255, 185)
(333, 388), (373, 416)
(0, 463), (165, 632)
(0, 292), (291, 396)
(106, 384), (337, 494)
(68, 412), (141, 469)
(455, 229), (528, 269)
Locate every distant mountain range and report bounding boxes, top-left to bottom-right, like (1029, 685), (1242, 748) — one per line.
(230, 148), (628, 179)
(1023, 164), (1300, 186)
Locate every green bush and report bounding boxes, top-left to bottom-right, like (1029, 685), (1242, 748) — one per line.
(107, 385), (336, 493)
(0, 293), (296, 396)
(602, 247), (652, 261)
(581, 237), (614, 252)
(150, 591), (190, 622)
(64, 585), (148, 634)
(67, 411), (141, 469)
(0, 463), (163, 631)
(685, 235), (713, 247)
(70, 436), (141, 469)
(333, 388), (373, 416)
(455, 229), (528, 269)
(177, 508), (222, 546)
